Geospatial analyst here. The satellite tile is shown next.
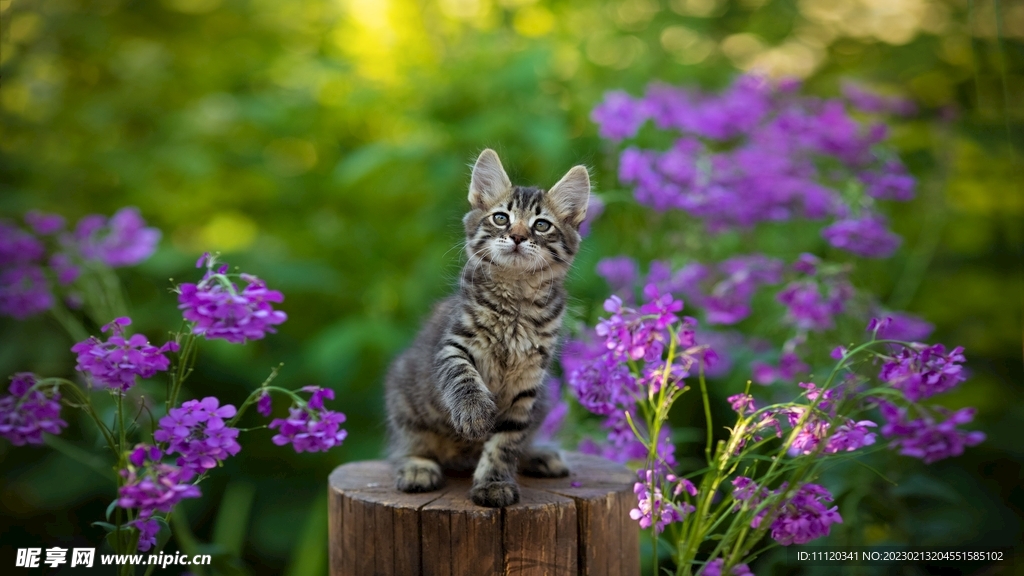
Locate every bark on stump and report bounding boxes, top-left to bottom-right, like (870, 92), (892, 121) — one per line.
(328, 452), (639, 576)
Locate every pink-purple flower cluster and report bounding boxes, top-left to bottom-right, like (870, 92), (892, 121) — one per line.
(178, 254), (287, 344)
(267, 386), (348, 453)
(868, 313), (934, 342)
(71, 317), (179, 392)
(629, 469), (697, 533)
(565, 286), (707, 468)
(117, 445), (201, 551)
(700, 558), (755, 576)
(879, 343), (966, 402)
(776, 280), (851, 332)
(591, 75), (914, 255)
(820, 215), (901, 259)
(733, 477), (842, 546)
(766, 483), (843, 545)
(71, 207), (161, 268)
(751, 352), (809, 386)
(878, 402), (984, 464)
(0, 208), (159, 320)
(154, 397), (241, 473)
(0, 220), (56, 319)
(842, 82), (918, 118)
(0, 373), (67, 446)
(671, 255), (784, 326)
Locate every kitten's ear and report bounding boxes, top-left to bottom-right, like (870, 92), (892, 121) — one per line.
(469, 149), (512, 209)
(548, 165), (591, 228)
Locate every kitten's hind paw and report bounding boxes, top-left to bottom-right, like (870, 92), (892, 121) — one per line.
(470, 480), (520, 507)
(519, 449), (570, 478)
(396, 457), (444, 493)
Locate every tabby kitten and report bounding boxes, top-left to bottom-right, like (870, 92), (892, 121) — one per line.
(384, 149), (590, 507)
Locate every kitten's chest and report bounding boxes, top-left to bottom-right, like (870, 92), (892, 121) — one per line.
(467, 304), (559, 392)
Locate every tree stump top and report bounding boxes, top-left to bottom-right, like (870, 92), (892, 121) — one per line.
(328, 452), (639, 576)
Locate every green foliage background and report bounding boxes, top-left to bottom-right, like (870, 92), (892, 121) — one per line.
(1, 0), (1021, 574)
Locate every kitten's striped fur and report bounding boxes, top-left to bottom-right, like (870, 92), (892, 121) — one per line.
(384, 149), (590, 507)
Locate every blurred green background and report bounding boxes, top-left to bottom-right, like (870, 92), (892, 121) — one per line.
(1, 0), (1021, 574)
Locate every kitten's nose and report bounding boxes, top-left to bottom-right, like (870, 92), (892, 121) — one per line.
(510, 234), (527, 245)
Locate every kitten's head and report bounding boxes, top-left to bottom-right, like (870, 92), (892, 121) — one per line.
(462, 149), (590, 275)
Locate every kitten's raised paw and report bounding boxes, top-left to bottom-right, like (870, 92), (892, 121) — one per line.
(396, 457), (444, 493)
(451, 392), (496, 441)
(470, 480), (520, 507)
(519, 449), (570, 478)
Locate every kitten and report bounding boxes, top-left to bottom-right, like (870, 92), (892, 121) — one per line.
(384, 149), (590, 507)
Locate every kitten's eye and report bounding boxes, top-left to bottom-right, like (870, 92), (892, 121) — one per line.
(533, 219), (552, 232)
(492, 213), (509, 226)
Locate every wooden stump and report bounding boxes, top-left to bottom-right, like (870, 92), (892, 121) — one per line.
(328, 452), (640, 576)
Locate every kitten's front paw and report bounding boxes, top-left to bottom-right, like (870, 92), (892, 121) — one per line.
(520, 449), (570, 478)
(470, 480), (520, 507)
(451, 392), (496, 441)
(396, 457), (444, 493)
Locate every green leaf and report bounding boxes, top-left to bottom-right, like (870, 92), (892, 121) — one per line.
(92, 521), (118, 533)
(284, 493), (328, 576)
(212, 481), (256, 557)
(106, 499), (118, 522)
(154, 517), (172, 552)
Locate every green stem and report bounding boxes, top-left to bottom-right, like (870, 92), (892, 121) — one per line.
(227, 366), (286, 427)
(698, 366), (713, 466)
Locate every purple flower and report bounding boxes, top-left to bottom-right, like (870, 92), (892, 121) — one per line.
(131, 519), (160, 552)
(596, 257), (639, 294)
(0, 373), (67, 446)
(24, 211), (66, 236)
(768, 483), (842, 545)
(700, 558), (755, 576)
(71, 317), (179, 392)
(694, 329), (740, 378)
(727, 393), (756, 415)
(596, 287), (688, 363)
(538, 399), (568, 441)
(629, 469), (694, 533)
(537, 378), (568, 441)
(751, 352), (808, 385)
(879, 344), (966, 402)
(49, 253), (80, 285)
(868, 313), (934, 342)
(0, 265), (54, 319)
(598, 75), (913, 242)
(178, 259), (288, 344)
(564, 340), (636, 416)
(825, 419), (878, 453)
(878, 402), (984, 463)
(268, 387), (347, 453)
(822, 215), (901, 258)
(860, 160), (915, 201)
(787, 414), (877, 457)
(579, 195), (604, 237)
(118, 445), (201, 550)
(776, 279), (851, 332)
(704, 256), (784, 325)
(841, 82), (917, 117)
(256, 391), (273, 417)
(591, 91), (648, 141)
(73, 207), (161, 267)
(154, 397), (240, 473)
(0, 220), (46, 267)
(732, 476), (767, 505)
